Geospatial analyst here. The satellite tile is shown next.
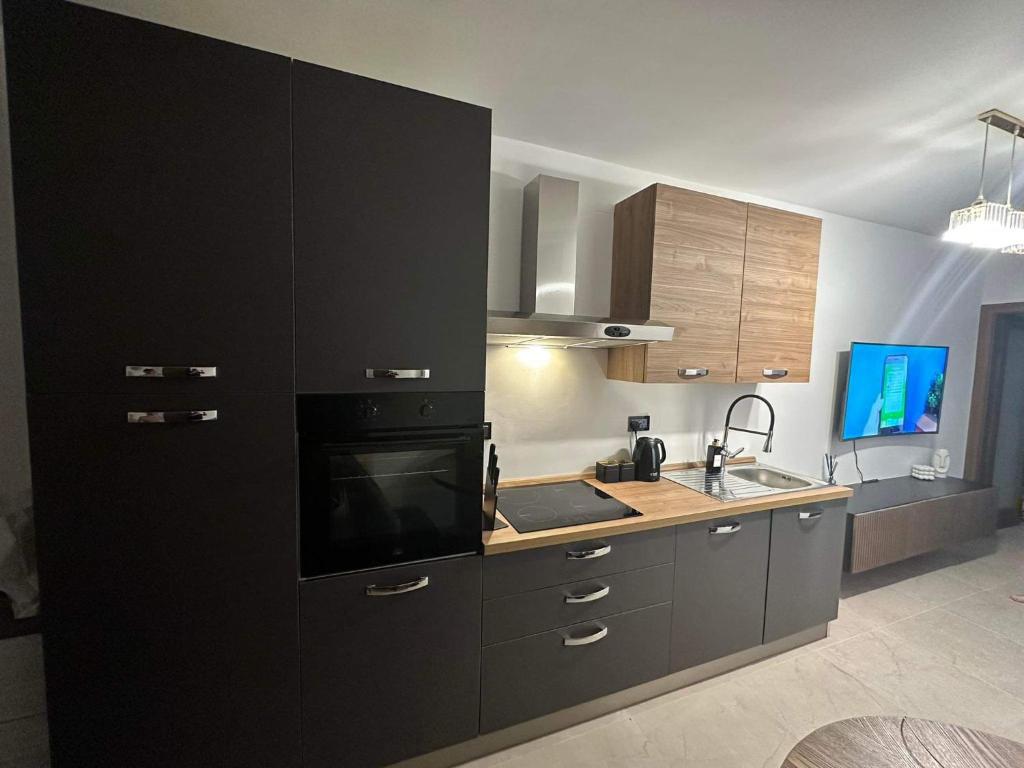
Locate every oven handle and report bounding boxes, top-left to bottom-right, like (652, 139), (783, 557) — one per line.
(318, 435), (473, 452)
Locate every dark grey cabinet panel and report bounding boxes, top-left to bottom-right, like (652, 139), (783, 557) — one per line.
(26, 394), (300, 768)
(764, 501), (847, 643)
(482, 527), (675, 599)
(4, 1), (294, 395)
(671, 511), (770, 671)
(300, 556), (482, 768)
(483, 563), (674, 645)
(480, 603), (672, 733)
(292, 62), (490, 394)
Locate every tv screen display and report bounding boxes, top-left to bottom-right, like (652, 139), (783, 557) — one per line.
(840, 342), (949, 441)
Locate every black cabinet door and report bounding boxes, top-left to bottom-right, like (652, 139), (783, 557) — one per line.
(3, 1), (293, 395)
(26, 393), (300, 768)
(292, 62), (490, 394)
(300, 556), (482, 768)
(670, 512), (771, 671)
(764, 502), (847, 643)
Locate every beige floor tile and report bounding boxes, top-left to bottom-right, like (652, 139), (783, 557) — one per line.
(462, 711), (668, 768)
(627, 652), (895, 768)
(0, 636), (46, 723)
(837, 583), (931, 628)
(881, 608), (1024, 700)
(818, 629), (1024, 742)
(886, 568), (981, 606)
(945, 587), (1024, 645)
(0, 715), (49, 768)
(942, 551), (1024, 590)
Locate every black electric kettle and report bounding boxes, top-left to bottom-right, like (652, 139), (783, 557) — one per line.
(632, 437), (666, 482)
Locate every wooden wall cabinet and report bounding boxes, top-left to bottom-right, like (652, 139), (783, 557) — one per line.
(608, 185), (821, 384)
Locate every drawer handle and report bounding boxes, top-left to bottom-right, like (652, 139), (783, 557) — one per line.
(563, 625), (608, 647)
(365, 576), (429, 596)
(709, 522), (741, 535)
(762, 368), (789, 379)
(678, 368), (710, 379)
(125, 365), (217, 378)
(566, 544), (611, 560)
(799, 510), (823, 520)
(564, 585), (610, 604)
(127, 410), (217, 424)
(365, 368), (430, 379)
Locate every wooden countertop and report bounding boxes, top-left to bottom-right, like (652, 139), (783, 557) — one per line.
(482, 463), (853, 555)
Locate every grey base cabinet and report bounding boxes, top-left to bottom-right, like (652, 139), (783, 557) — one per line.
(670, 511), (771, 671)
(764, 501), (847, 643)
(299, 556), (482, 768)
(480, 603), (672, 733)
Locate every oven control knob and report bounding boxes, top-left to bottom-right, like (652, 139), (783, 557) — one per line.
(419, 401), (435, 418)
(359, 401), (380, 419)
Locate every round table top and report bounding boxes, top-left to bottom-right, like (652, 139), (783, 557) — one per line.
(782, 716), (1024, 768)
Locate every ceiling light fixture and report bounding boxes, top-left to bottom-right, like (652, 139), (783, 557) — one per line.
(943, 109), (1024, 251)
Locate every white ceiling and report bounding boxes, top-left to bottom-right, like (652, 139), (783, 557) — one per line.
(78, 0), (1024, 235)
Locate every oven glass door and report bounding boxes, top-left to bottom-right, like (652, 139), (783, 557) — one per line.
(301, 432), (482, 576)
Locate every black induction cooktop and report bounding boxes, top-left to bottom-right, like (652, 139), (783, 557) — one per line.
(497, 481), (642, 534)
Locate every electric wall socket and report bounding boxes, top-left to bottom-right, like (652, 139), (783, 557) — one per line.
(628, 415), (651, 432)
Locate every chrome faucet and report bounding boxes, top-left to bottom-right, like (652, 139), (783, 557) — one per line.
(721, 394), (775, 473)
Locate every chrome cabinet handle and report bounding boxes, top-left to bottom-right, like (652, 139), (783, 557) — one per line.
(365, 369), (430, 379)
(678, 368), (710, 379)
(127, 410), (217, 424)
(564, 585), (610, 604)
(566, 544), (611, 560)
(709, 522), (741, 535)
(365, 576), (429, 596)
(799, 510), (823, 520)
(126, 366), (217, 378)
(762, 368), (789, 379)
(563, 625), (608, 647)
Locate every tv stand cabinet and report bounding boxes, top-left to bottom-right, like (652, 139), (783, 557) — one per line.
(844, 476), (997, 573)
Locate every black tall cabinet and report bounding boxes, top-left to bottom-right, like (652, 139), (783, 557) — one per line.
(5, 3), (300, 766)
(293, 62), (491, 394)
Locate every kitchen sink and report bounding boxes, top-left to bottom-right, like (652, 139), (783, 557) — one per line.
(662, 463), (827, 501)
(727, 466), (813, 490)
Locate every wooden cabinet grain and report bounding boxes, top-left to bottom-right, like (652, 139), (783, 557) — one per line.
(607, 184), (821, 384)
(736, 205), (821, 383)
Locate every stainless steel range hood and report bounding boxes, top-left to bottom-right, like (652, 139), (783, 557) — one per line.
(486, 175), (674, 349)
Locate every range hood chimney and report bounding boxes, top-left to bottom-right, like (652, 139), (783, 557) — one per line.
(486, 175), (674, 349)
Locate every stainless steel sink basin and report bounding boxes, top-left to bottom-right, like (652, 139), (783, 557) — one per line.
(662, 463), (827, 501)
(727, 466), (813, 490)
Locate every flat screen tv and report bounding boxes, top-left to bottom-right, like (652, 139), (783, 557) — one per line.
(840, 342), (949, 441)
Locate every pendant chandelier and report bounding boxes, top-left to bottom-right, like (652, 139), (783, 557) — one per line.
(943, 109), (1024, 252)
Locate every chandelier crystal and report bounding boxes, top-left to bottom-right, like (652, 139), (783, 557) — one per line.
(944, 110), (1024, 251)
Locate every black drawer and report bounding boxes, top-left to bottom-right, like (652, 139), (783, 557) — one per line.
(480, 603), (671, 733)
(483, 563), (674, 645)
(482, 527), (675, 599)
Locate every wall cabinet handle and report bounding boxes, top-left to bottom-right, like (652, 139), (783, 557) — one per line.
(365, 368), (430, 379)
(566, 544), (611, 560)
(762, 368), (789, 379)
(563, 625), (608, 646)
(799, 510), (823, 520)
(365, 576), (429, 596)
(564, 585), (610, 604)
(678, 368), (710, 379)
(125, 365), (217, 378)
(127, 410), (217, 424)
(709, 522), (741, 535)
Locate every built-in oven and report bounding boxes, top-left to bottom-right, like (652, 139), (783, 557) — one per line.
(297, 392), (485, 577)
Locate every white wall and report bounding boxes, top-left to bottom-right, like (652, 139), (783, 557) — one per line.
(485, 137), (998, 484)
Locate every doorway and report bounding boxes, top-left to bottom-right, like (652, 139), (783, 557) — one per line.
(965, 302), (1024, 527)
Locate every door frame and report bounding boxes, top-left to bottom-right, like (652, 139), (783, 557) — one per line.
(965, 302), (1024, 490)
